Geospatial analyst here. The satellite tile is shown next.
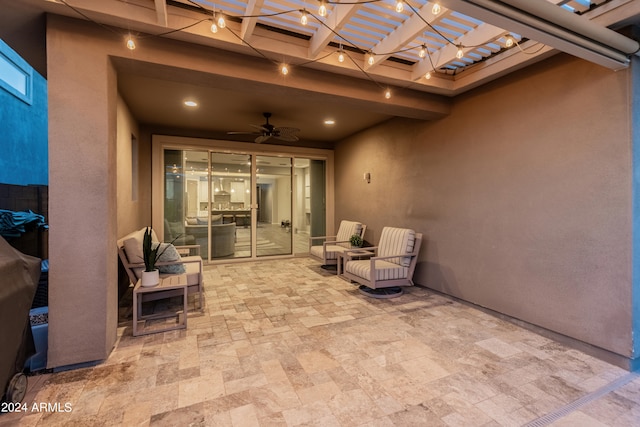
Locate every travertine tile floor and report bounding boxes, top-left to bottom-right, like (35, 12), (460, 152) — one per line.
(2, 258), (639, 426)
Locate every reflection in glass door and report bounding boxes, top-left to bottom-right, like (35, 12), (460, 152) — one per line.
(210, 152), (252, 260)
(256, 155), (292, 257)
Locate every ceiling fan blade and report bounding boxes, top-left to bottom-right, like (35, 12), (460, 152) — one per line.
(274, 134), (299, 142)
(250, 124), (270, 132)
(255, 135), (272, 143)
(227, 131), (260, 135)
(274, 126), (300, 142)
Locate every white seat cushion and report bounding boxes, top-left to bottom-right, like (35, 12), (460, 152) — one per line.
(310, 244), (348, 260)
(345, 259), (409, 281)
(336, 220), (363, 243)
(378, 227), (416, 267)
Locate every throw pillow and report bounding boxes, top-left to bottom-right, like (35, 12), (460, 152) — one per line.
(157, 243), (186, 274)
(123, 236), (144, 264)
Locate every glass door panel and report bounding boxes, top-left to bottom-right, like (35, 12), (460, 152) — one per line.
(293, 158), (326, 255)
(256, 155), (292, 257)
(211, 152), (252, 260)
(164, 149), (209, 250)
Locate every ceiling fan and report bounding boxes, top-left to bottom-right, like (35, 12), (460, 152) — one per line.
(227, 112), (300, 143)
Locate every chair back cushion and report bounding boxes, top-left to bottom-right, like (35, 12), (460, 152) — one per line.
(336, 220), (363, 246)
(378, 227), (416, 267)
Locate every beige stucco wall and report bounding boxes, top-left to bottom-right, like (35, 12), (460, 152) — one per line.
(336, 54), (634, 361)
(47, 18), (120, 367)
(116, 96), (148, 238)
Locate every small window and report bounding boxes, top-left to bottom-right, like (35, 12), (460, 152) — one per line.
(0, 39), (32, 105)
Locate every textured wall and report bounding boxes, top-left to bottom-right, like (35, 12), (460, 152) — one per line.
(116, 96), (146, 239)
(0, 39), (48, 186)
(47, 17), (119, 368)
(336, 54), (635, 362)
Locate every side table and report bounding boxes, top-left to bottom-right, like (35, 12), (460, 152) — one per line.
(132, 274), (188, 336)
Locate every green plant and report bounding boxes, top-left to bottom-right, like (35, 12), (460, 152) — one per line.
(349, 234), (363, 248)
(142, 227), (174, 272)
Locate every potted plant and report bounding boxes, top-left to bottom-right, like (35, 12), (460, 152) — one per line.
(349, 233), (363, 248)
(140, 227), (172, 287)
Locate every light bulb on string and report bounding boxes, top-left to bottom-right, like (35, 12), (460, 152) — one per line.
(432, 2), (441, 15)
(505, 34), (514, 48)
(300, 10), (308, 26)
(318, 1), (327, 17)
(367, 52), (375, 66)
(217, 14), (226, 29)
(126, 35), (136, 50)
(281, 64), (289, 75)
(395, 0), (404, 13)
(338, 50), (345, 63)
(456, 45), (464, 59)
(425, 71), (432, 80)
(210, 21), (218, 33)
(418, 44), (426, 58)
(384, 88), (391, 99)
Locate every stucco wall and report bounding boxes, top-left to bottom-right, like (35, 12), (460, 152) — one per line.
(116, 96), (147, 238)
(47, 17), (119, 368)
(336, 54), (635, 362)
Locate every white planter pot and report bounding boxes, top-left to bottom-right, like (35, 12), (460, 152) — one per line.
(141, 269), (160, 287)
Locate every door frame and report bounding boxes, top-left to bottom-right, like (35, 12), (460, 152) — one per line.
(151, 135), (335, 263)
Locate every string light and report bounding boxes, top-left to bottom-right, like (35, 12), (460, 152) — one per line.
(65, 0), (495, 100)
(505, 34), (514, 48)
(126, 35), (135, 50)
(217, 14), (226, 29)
(318, 1), (327, 17)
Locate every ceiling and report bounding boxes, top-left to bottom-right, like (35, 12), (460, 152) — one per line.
(3, 0), (640, 146)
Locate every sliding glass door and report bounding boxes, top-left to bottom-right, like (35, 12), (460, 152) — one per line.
(256, 155), (292, 257)
(162, 147), (325, 262)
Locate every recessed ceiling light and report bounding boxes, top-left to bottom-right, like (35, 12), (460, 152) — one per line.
(324, 119), (335, 125)
(184, 100), (198, 107)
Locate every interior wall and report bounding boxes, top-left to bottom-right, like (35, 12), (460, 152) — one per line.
(335, 54), (635, 364)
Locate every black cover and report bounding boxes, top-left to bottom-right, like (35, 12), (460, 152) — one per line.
(0, 236), (40, 399)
